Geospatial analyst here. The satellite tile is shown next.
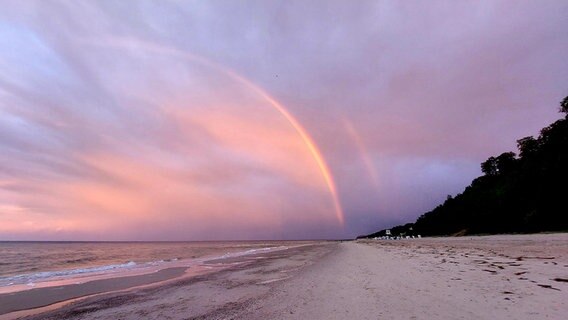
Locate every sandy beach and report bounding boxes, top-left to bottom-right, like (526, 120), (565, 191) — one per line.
(4, 234), (567, 320)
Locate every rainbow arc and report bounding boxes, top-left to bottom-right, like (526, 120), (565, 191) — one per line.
(88, 38), (345, 226)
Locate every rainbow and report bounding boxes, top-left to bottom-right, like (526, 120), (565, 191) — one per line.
(343, 119), (380, 191)
(87, 38), (345, 226)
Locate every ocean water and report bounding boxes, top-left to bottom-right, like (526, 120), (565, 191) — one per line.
(0, 241), (303, 293)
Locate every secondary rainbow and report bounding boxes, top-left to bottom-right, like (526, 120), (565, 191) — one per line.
(343, 119), (380, 191)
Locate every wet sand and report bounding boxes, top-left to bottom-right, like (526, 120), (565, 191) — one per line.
(0, 267), (189, 315)
(4, 243), (336, 320)
(5, 234), (568, 320)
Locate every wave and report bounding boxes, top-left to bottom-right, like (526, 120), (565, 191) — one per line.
(64, 257), (97, 264)
(0, 261), (138, 287)
(216, 246), (287, 260)
(0, 245), (290, 288)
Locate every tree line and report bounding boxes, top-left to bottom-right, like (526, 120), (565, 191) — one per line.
(361, 96), (568, 238)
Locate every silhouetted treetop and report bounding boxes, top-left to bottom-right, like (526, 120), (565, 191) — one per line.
(495, 152), (517, 175)
(517, 136), (539, 158)
(560, 95), (568, 114)
(481, 156), (497, 176)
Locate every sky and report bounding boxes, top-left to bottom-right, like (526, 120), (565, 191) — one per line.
(0, 1), (567, 241)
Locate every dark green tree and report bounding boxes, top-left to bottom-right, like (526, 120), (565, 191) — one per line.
(481, 157), (497, 176)
(517, 136), (539, 158)
(362, 94), (568, 238)
(495, 152), (517, 175)
(560, 95), (568, 114)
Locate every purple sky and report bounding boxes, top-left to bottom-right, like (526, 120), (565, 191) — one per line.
(1, 1), (567, 240)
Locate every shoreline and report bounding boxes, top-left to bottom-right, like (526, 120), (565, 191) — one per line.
(0, 267), (190, 316)
(0, 242), (315, 316)
(3, 234), (568, 319)
(2, 242), (337, 320)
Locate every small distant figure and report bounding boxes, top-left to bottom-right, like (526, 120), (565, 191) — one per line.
(417, 235), (421, 238)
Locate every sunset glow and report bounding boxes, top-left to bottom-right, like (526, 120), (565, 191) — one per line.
(91, 37), (345, 225)
(1, 1), (566, 240)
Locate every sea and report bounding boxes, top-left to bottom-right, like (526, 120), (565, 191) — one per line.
(0, 241), (305, 294)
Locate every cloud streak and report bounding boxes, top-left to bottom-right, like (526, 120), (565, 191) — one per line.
(0, 0), (567, 239)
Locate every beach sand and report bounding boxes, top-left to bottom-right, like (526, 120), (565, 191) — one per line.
(7, 234), (568, 320)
